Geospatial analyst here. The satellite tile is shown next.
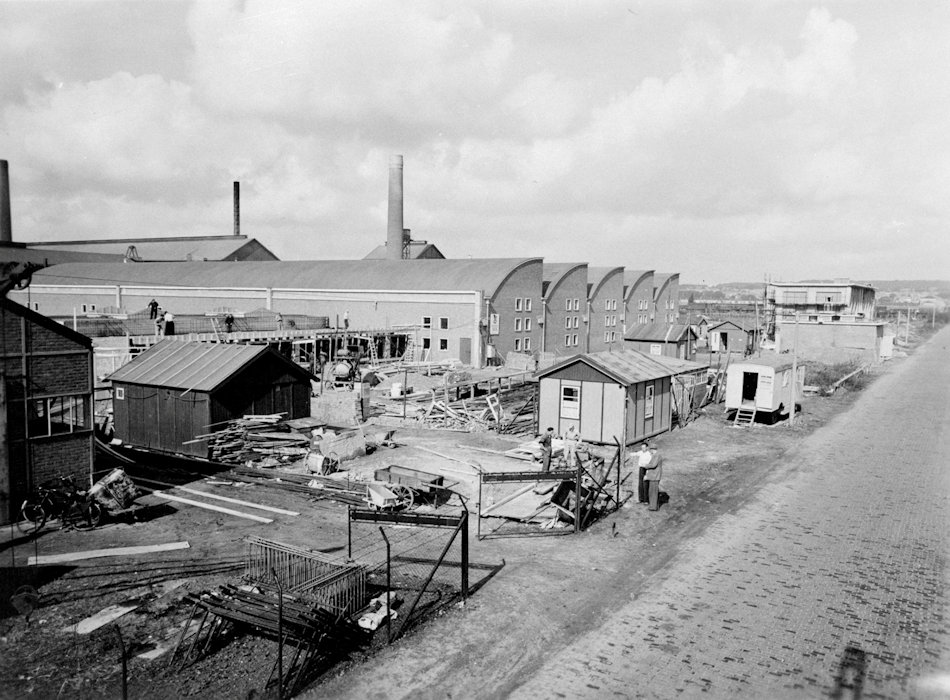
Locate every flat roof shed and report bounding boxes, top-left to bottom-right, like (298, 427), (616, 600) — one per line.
(107, 340), (315, 458)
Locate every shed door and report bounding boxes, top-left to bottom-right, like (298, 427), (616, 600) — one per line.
(601, 383), (626, 444)
(576, 381), (601, 441)
(459, 337), (471, 365)
(742, 372), (758, 402)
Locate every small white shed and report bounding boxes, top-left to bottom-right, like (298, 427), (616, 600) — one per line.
(724, 354), (805, 421)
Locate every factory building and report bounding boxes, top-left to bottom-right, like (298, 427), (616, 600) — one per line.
(12, 258), (542, 368)
(586, 266), (625, 353)
(23, 235), (278, 263)
(624, 270), (655, 329)
(653, 273), (681, 324)
(541, 263), (588, 358)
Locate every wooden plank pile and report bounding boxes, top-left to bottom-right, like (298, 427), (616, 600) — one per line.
(194, 414), (310, 466)
(228, 466), (369, 507)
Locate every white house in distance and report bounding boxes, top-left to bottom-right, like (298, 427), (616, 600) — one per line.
(765, 280), (884, 364)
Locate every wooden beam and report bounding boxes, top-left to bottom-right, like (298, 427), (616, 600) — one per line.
(29, 541), (190, 565)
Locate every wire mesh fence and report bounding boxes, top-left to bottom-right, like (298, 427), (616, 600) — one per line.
(347, 509), (468, 639)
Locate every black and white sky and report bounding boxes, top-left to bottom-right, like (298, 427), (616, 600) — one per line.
(1, 1), (948, 283)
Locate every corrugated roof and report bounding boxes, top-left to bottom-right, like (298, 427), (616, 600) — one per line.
(32, 258), (539, 298)
(729, 353), (798, 371)
(625, 323), (694, 342)
(0, 244), (124, 265)
(107, 340), (276, 391)
(538, 348), (705, 385)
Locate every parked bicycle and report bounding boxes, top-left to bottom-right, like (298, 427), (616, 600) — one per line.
(17, 475), (103, 534)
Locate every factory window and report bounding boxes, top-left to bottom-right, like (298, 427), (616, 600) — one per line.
(604, 300), (610, 311)
(439, 338), (448, 351)
(32, 302), (39, 311)
(564, 317), (570, 329)
(604, 315), (610, 327)
(574, 317), (581, 329)
(572, 333), (578, 345)
(514, 318), (522, 331)
(604, 331), (610, 342)
(573, 298), (580, 311)
(564, 334), (571, 346)
(439, 317), (449, 330)
(524, 337), (531, 350)
(611, 332), (617, 342)
(28, 395), (90, 437)
(783, 291), (807, 305)
(81, 303), (96, 313)
(525, 299), (532, 312)
(644, 384), (655, 419)
(422, 338), (431, 350)
(422, 316), (432, 329)
(514, 338), (522, 352)
(524, 318), (531, 331)
(515, 298), (523, 311)
(560, 385), (580, 419)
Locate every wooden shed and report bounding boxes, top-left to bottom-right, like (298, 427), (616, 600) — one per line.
(707, 320), (756, 354)
(624, 323), (697, 360)
(724, 353), (805, 422)
(535, 348), (705, 445)
(108, 340), (315, 458)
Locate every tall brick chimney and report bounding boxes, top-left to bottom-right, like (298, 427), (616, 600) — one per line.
(0, 160), (12, 244)
(387, 155), (404, 259)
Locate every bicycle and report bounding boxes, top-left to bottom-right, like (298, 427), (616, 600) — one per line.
(17, 475), (103, 535)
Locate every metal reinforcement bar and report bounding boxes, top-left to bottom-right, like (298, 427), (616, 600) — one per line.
(480, 469), (576, 484)
(348, 509), (465, 529)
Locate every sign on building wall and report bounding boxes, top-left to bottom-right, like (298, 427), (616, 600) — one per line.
(489, 313), (499, 335)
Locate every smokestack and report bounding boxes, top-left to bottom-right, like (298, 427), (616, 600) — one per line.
(387, 155), (404, 259)
(0, 160), (11, 244)
(233, 181), (240, 237)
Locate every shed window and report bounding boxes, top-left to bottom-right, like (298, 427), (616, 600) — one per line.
(115, 387), (125, 400)
(560, 385), (580, 419)
(644, 384), (655, 419)
(650, 344), (662, 355)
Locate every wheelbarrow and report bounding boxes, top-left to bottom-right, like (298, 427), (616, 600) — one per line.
(364, 481), (414, 510)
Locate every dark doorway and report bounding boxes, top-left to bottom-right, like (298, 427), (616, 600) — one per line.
(741, 371), (758, 402)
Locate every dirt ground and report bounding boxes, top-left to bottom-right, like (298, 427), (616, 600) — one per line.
(0, 333), (932, 699)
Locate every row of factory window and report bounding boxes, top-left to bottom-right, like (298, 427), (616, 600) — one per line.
(421, 316), (449, 330)
(564, 334), (580, 347)
(603, 331), (619, 342)
(603, 299), (618, 311)
(564, 316), (582, 329)
(603, 315), (619, 327)
(26, 394), (90, 438)
(513, 317), (532, 332)
(514, 298), (533, 312)
(513, 337), (532, 352)
(420, 337), (449, 351)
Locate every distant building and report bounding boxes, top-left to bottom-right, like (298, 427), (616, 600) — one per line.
(364, 240), (445, 259)
(541, 263), (588, 358)
(623, 270), (655, 329)
(586, 266), (625, 353)
(653, 273), (680, 324)
(624, 322), (697, 360)
(766, 280), (876, 323)
(23, 235), (278, 263)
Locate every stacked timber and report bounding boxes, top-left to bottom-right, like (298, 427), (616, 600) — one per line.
(196, 414), (310, 466)
(229, 466), (368, 507)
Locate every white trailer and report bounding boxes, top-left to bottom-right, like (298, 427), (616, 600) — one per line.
(724, 354), (805, 422)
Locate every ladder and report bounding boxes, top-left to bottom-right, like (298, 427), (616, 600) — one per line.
(402, 335), (416, 363)
(734, 404), (756, 426)
(367, 338), (379, 367)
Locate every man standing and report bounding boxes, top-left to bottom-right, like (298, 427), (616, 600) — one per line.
(643, 444), (663, 511)
(538, 427), (555, 473)
(636, 442), (652, 504)
(147, 299), (159, 319)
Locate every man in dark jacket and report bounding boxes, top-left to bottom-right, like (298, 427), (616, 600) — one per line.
(539, 427), (555, 472)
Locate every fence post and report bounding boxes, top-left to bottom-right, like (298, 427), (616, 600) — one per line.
(378, 527), (392, 644)
(460, 510), (469, 600)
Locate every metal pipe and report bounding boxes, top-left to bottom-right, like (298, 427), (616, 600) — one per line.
(271, 567), (283, 700)
(233, 182), (240, 237)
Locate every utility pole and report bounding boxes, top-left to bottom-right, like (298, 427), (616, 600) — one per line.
(789, 312), (798, 428)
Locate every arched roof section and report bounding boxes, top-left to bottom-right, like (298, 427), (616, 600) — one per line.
(542, 263), (587, 301)
(623, 269), (654, 303)
(653, 272), (680, 301)
(587, 266), (625, 301)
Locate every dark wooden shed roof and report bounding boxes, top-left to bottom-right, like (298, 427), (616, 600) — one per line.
(537, 348), (705, 386)
(624, 323), (696, 342)
(107, 340), (314, 391)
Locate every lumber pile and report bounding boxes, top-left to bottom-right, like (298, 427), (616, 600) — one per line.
(195, 414), (310, 466)
(228, 466), (369, 507)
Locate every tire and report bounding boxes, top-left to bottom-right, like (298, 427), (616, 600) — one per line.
(17, 501), (47, 535)
(84, 502), (103, 529)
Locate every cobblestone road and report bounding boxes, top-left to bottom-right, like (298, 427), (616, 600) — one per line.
(510, 328), (950, 699)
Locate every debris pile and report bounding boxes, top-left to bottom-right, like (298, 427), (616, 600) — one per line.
(227, 466), (369, 507)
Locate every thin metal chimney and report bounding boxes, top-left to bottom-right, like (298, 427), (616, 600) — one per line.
(0, 160), (12, 243)
(233, 181), (240, 237)
(387, 155), (404, 260)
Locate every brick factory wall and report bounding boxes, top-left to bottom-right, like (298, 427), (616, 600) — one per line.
(30, 433), (94, 487)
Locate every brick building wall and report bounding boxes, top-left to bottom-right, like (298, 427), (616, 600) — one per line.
(488, 259), (542, 360)
(543, 264), (587, 359)
(588, 268), (625, 353)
